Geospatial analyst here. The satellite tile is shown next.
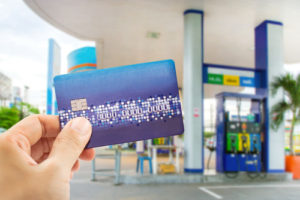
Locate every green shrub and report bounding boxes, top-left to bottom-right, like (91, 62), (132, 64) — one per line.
(0, 107), (20, 129)
(0, 102), (40, 130)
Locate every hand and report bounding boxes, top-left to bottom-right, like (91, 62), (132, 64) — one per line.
(0, 115), (94, 200)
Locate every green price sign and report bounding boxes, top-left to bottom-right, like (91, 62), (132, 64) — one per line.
(208, 73), (223, 85)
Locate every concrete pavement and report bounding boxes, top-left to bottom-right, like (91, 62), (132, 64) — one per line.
(71, 180), (300, 200)
(70, 150), (299, 200)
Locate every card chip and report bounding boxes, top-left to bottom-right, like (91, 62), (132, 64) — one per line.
(71, 98), (88, 111)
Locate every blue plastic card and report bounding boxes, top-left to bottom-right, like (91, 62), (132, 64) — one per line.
(54, 60), (184, 148)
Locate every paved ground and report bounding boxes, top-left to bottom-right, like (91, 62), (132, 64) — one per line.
(70, 149), (300, 200)
(71, 180), (300, 200)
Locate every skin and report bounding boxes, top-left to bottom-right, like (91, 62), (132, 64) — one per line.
(0, 115), (95, 200)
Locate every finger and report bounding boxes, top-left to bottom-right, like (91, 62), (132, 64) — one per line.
(6, 115), (60, 146)
(79, 148), (95, 161)
(30, 140), (44, 161)
(71, 160), (80, 172)
(47, 117), (92, 171)
(70, 172), (74, 180)
(31, 137), (55, 162)
(36, 153), (49, 164)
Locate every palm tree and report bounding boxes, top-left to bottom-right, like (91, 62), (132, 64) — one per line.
(271, 73), (300, 156)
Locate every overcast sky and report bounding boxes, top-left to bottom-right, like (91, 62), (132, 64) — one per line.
(0, 0), (94, 111)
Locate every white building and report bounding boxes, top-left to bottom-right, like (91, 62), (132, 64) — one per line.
(0, 71), (12, 106)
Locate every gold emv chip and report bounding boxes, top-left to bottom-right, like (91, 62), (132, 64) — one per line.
(71, 98), (88, 111)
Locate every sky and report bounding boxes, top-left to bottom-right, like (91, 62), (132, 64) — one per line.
(0, 0), (94, 112)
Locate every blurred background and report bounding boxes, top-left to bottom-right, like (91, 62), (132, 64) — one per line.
(1, 0), (300, 199)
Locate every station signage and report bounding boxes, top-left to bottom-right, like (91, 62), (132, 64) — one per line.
(223, 75), (239, 86)
(206, 66), (256, 87)
(240, 77), (255, 87)
(207, 73), (223, 85)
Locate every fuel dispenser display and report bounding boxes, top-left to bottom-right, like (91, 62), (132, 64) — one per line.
(216, 92), (266, 175)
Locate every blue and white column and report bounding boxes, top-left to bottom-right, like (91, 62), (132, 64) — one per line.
(183, 10), (204, 173)
(47, 38), (61, 115)
(255, 20), (285, 172)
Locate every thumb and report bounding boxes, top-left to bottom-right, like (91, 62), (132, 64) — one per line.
(47, 117), (92, 171)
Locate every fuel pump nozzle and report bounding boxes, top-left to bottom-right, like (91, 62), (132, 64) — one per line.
(241, 135), (248, 153)
(253, 138), (258, 154)
(252, 135), (260, 154)
(230, 136), (237, 153)
(253, 137), (259, 154)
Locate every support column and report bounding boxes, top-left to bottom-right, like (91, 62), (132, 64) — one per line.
(183, 9), (204, 173)
(255, 20), (285, 172)
(47, 39), (61, 115)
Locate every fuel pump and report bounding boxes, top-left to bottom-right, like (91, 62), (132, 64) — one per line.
(224, 121), (240, 172)
(216, 92), (265, 177)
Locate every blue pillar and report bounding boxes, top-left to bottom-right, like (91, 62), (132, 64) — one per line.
(255, 20), (285, 172)
(183, 9), (204, 173)
(47, 38), (61, 115)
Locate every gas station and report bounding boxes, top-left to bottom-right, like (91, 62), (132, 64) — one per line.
(23, 0), (300, 184)
(182, 13), (284, 175)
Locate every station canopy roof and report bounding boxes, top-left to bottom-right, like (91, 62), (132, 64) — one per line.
(24, 0), (300, 98)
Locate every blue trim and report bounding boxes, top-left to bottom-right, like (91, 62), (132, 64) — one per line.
(184, 168), (204, 173)
(184, 9), (204, 15)
(265, 98), (270, 172)
(254, 69), (262, 88)
(255, 24), (268, 71)
(203, 65), (208, 85)
(256, 20), (283, 28)
(267, 169), (285, 173)
(255, 20), (269, 172)
(216, 95), (225, 172)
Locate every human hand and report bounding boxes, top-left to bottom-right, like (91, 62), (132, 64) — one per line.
(0, 115), (94, 200)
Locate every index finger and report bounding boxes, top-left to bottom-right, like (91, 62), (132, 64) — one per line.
(6, 114), (60, 146)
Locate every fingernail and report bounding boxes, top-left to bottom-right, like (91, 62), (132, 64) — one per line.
(71, 117), (91, 135)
